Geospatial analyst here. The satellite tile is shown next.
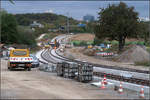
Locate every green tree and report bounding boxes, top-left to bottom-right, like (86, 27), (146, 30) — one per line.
(138, 21), (150, 46)
(1, 11), (20, 44)
(17, 26), (36, 46)
(9, 0), (14, 4)
(1, 10), (36, 46)
(95, 2), (139, 51)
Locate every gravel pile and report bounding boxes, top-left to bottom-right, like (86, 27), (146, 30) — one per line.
(117, 45), (150, 63)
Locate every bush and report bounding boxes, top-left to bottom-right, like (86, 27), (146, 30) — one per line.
(104, 41), (111, 44)
(146, 47), (150, 53)
(137, 41), (145, 45)
(72, 40), (88, 46)
(145, 41), (150, 46)
(111, 40), (118, 45)
(34, 27), (48, 37)
(135, 61), (150, 67)
(72, 41), (80, 46)
(87, 41), (94, 45)
(17, 26), (36, 46)
(80, 41), (87, 46)
(125, 41), (145, 46)
(93, 37), (104, 45)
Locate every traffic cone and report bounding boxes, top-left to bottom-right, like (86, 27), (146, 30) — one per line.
(100, 80), (106, 89)
(139, 86), (145, 98)
(54, 46), (56, 50)
(103, 74), (107, 85)
(118, 81), (123, 94)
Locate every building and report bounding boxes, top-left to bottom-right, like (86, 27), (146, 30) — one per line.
(30, 21), (44, 28)
(139, 17), (150, 22)
(77, 23), (86, 27)
(83, 14), (95, 22)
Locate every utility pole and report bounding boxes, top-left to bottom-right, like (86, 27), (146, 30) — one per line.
(66, 12), (69, 34)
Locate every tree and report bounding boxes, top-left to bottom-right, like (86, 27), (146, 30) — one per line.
(17, 26), (36, 46)
(1, 10), (20, 44)
(9, 0), (14, 4)
(138, 21), (150, 46)
(95, 2), (139, 51)
(1, 10), (36, 46)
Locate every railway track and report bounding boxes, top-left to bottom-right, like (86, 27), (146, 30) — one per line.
(55, 49), (150, 74)
(40, 48), (150, 86)
(93, 72), (150, 86)
(41, 49), (57, 64)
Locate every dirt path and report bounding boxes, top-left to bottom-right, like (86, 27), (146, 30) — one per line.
(1, 59), (124, 99)
(36, 33), (46, 40)
(69, 33), (95, 41)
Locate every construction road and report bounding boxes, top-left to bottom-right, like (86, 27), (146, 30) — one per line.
(1, 34), (149, 99)
(1, 59), (125, 99)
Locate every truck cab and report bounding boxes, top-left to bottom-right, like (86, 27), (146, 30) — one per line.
(8, 49), (33, 71)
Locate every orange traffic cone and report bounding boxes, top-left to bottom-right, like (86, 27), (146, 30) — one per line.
(139, 86), (145, 98)
(118, 81), (123, 94)
(103, 74), (107, 85)
(100, 80), (106, 89)
(54, 46), (56, 50)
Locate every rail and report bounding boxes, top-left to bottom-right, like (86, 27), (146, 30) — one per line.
(39, 35), (150, 86)
(44, 48), (150, 86)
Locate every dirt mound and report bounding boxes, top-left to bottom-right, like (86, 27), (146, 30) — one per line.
(70, 33), (95, 41)
(83, 48), (96, 56)
(117, 45), (150, 63)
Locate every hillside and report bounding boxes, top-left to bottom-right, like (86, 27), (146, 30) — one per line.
(14, 13), (79, 26)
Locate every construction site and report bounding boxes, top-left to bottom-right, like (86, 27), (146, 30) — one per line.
(1, 33), (150, 99)
(1, 1), (150, 99)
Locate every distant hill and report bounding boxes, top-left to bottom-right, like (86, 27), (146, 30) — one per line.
(14, 13), (79, 26)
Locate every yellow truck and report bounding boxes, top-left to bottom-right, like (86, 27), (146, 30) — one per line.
(44, 44), (50, 49)
(8, 49), (33, 71)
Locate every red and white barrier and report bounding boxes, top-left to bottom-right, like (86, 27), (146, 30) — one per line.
(96, 52), (114, 56)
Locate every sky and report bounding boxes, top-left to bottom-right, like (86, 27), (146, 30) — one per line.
(1, 0), (149, 20)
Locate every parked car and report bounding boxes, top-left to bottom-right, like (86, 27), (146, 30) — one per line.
(98, 43), (106, 48)
(30, 54), (39, 68)
(70, 33), (74, 35)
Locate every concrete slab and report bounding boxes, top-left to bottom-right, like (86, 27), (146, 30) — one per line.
(94, 67), (149, 80)
(90, 81), (114, 89)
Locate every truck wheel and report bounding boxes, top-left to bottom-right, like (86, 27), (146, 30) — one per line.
(9, 67), (13, 71)
(28, 68), (31, 71)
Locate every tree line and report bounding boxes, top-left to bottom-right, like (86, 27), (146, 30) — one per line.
(1, 9), (95, 47)
(14, 13), (78, 27)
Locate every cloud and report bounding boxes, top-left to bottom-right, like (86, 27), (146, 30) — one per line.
(45, 9), (53, 13)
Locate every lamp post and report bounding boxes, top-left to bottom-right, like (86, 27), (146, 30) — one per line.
(66, 12), (69, 34)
